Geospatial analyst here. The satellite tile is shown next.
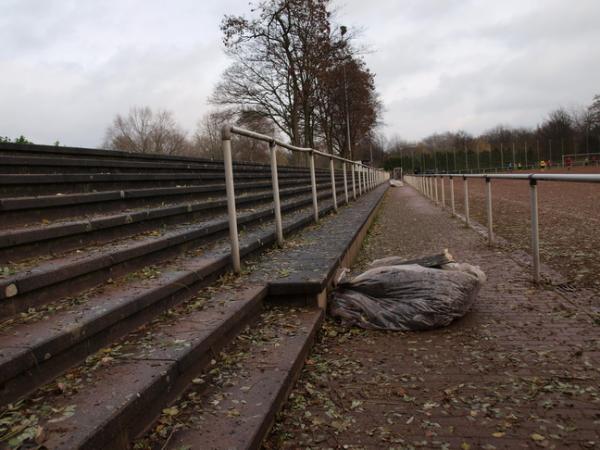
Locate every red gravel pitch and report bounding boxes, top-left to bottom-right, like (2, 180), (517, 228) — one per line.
(264, 186), (600, 450)
(445, 167), (600, 289)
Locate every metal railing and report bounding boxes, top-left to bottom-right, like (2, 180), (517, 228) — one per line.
(222, 125), (389, 273)
(404, 172), (600, 283)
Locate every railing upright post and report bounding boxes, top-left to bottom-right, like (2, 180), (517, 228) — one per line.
(343, 162), (349, 204)
(441, 176), (445, 207)
(463, 176), (470, 226)
(450, 176), (456, 216)
(222, 126), (241, 273)
(434, 176), (439, 203)
(351, 164), (356, 199)
(358, 166), (362, 196)
(330, 157), (338, 212)
(309, 151), (319, 223)
(485, 177), (493, 245)
(530, 178), (540, 283)
(429, 177), (433, 199)
(269, 141), (284, 246)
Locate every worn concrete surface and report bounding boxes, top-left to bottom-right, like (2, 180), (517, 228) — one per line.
(266, 185), (600, 450)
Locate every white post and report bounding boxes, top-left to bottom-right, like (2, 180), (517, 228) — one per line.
(530, 179), (540, 283)
(463, 176), (470, 226)
(330, 157), (338, 212)
(485, 177), (493, 245)
(269, 141), (283, 246)
(222, 126), (241, 273)
(434, 176), (439, 203)
(309, 151), (319, 223)
(358, 166), (362, 196)
(343, 162), (349, 204)
(441, 176), (445, 207)
(450, 176), (456, 216)
(351, 164), (356, 199)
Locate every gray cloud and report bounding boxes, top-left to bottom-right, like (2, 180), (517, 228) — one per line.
(1, 0), (599, 146)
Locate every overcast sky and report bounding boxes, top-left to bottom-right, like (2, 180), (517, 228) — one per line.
(1, 0), (599, 147)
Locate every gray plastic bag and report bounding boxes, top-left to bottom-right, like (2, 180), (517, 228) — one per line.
(330, 260), (485, 331)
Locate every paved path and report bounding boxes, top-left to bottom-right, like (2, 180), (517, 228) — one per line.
(265, 186), (600, 450)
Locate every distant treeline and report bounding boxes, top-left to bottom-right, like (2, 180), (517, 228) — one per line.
(385, 94), (600, 172)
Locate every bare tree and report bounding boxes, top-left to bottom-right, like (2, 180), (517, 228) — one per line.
(103, 106), (188, 155)
(212, 0), (378, 155)
(192, 108), (274, 163)
(192, 110), (235, 159)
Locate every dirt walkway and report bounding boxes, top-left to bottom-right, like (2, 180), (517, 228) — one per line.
(265, 186), (600, 450)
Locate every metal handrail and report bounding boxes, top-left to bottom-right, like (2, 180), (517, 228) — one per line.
(404, 172), (600, 283)
(419, 173), (600, 182)
(222, 124), (389, 272)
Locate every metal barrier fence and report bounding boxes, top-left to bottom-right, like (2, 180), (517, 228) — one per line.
(404, 172), (600, 283)
(222, 125), (389, 273)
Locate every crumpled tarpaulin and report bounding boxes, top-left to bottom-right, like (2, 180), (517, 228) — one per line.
(330, 252), (486, 331)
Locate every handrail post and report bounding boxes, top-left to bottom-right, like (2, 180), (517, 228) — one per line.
(450, 176), (455, 216)
(222, 126), (241, 273)
(441, 176), (445, 207)
(269, 141), (284, 246)
(363, 167), (367, 193)
(434, 176), (439, 203)
(309, 151), (319, 222)
(358, 166), (362, 196)
(343, 162), (349, 204)
(463, 176), (470, 226)
(530, 178), (540, 283)
(485, 176), (493, 245)
(351, 164), (356, 199)
(330, 157), (338, 212)
(428, 177), (432, 199)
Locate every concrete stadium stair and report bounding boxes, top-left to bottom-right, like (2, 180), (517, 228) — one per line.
(0, 142), (386, 450)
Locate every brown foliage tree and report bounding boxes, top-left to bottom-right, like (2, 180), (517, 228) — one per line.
(212, 0), (380, 156)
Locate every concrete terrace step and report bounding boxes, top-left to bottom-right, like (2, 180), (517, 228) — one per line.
(0, 181), (346, 262)
(0, 170), (342, 197)
(12, 284), (269, 450)
(0, 141), (318, 169)
(0, 177), (328, 227)
(0, 154), (325, 175)
(1, 186), (385, 450)
(165, 307), (323, 450)
(0, 186), (345, 315)
(0, 198), (339, 405)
